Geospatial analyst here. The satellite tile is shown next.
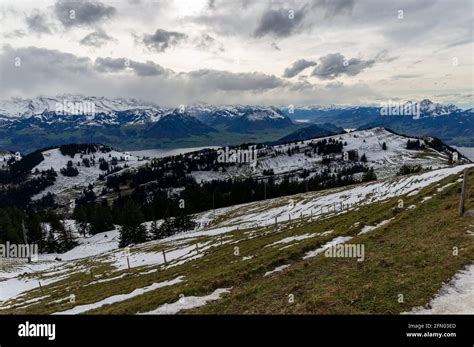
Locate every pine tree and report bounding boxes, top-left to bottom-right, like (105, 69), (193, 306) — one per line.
(74, 207), (89, 237)
(57, 223), (78, 253)
(26, 212), (45, 251)
(156, 217), (174, 239)
(90, 204), (114, 235)
(44, 229), (60, 253)
(173, 211), (197, 233)
(119, 200), (147, 247)
(362, 168), (377, 182)
(150, 219), (161, 240)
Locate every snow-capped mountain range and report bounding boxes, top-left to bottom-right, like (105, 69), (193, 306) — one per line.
(0, 96), (465, 124)
(0, 96), (298, 153)
(416, 99), (461, 117)
(0, 95), (160, 119)
(0, 95), (289, 126)
(0, 95), (472, 153)
(285, 99), (464, 118)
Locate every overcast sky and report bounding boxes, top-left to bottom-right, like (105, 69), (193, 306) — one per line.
(0, 0), (472, 107)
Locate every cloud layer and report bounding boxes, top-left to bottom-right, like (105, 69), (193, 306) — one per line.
(311, 53), (375, 80)
(283, 59), (317, 78)
(54, 0), (116, 27)
(0, 0), (471, 107)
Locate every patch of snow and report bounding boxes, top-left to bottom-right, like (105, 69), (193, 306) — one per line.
(319, 229), (334, 236)
(54, 276), (184, 314)
(358, 218), (394, 235)
(56, 230), (119, 261)
(303, 236), (353, 259)
(408, 265), (474, 314)
(264, 264), (290, 277)
(437, 182), (455, 192)
(138, 288), (231, 315)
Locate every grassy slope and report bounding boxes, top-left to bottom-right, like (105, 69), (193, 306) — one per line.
(195, 169), (474, 314)
(1, 168), (473, 314)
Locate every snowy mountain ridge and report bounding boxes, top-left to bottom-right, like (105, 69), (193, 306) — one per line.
(0, 96), (287, 123)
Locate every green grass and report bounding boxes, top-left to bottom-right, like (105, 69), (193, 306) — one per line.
(1, 168), (473, 314)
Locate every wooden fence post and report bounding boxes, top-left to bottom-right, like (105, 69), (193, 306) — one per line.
(459, 168), (469, 216)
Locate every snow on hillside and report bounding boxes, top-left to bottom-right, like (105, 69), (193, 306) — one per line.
(0, 96), (289, 126)
(191, 128), (451, 183)
(138, 287), (232, 314)
(1, 163), (470, 308)
(0, 95), (161, 118)
(191, 164), (473, 232)
(408, 264), (474, 314)
(31, 147), (146, 201)
(54, 276), (185, 315)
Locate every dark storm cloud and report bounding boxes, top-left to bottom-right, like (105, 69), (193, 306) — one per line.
(0, 46), (93, 95)
(3, 45), (92, 74)
(283, 59), (317, 78)
(131, 61), (167, 76)
(80, 30), (115, 47)
(94, 57), (128, 73)
(1, 45), (283, 92)
(54, 0), (116, 27)
(0, 45), (380, 105)
(186, 70), (284, 91)
(194, 0), (356, 38)
(311, 53), (375, 80)
(25, 12), (52, 34)
(94, 57), (167, 76)
(254, 7), (306, 37)
(141, 29), (187, 52)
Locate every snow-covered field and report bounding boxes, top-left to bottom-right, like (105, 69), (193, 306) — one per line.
(1, 163), (471, 313)
(31, 147), (146, 200)
(191, 128), (452, 183)
(192, 164), (472, 232)
(12, 128), (458, 209)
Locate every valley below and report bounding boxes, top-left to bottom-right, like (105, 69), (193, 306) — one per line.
(0, 127), (473, 315)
